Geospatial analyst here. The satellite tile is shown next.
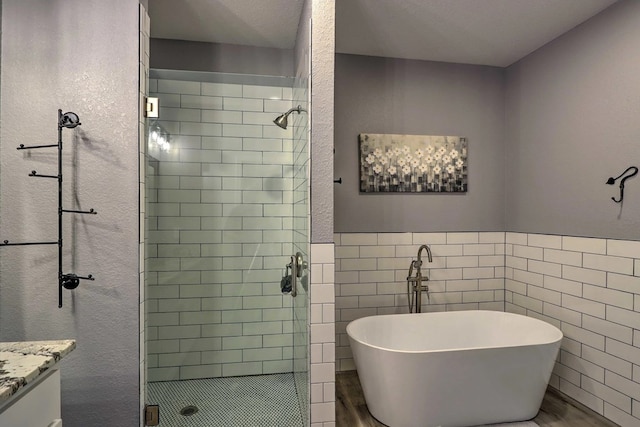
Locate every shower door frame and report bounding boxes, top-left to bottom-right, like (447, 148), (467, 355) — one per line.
(141, 68), (310, 426)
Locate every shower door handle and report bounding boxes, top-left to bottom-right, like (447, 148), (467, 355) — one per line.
(290, 255), (297, 297)
(290, 252), (305, 297)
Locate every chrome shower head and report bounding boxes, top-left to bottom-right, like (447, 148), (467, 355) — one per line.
(273, 105), (306, 129)
(273, 113), (290, 129)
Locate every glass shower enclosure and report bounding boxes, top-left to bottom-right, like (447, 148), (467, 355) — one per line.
(143, 69), (309, 426)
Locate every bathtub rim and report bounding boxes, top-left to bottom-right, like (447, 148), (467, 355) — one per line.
(346, 310), (563, 354)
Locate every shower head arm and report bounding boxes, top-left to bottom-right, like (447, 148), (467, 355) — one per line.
(286, 105), (306, 115)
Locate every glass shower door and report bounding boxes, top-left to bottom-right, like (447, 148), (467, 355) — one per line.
(143, 70), (309, 426)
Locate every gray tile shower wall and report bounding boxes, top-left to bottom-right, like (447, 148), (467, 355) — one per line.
(146, 77), (295, 382)
(335, 231), (640, 426)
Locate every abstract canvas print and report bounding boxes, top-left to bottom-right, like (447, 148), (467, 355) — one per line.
(359, 134), (468, 193)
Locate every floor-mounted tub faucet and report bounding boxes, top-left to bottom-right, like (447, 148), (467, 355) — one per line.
(406, 244), (432, 313)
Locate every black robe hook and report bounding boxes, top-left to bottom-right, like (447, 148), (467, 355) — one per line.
(606, 166), (638, 203)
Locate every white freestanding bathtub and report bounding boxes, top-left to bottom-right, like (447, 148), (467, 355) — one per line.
(347, 310), (563, 427)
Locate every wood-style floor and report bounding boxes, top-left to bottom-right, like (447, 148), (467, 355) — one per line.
(336, 371), (619, 427)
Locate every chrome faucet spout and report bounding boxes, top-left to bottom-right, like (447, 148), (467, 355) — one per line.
(407, 245), (433, 313)
(417, 244), (433, 264)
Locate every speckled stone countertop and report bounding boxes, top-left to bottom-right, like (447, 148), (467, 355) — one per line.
(0, 340), (76, 403)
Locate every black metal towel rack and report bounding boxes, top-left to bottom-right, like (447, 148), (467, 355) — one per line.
(0, 109), (97, 308)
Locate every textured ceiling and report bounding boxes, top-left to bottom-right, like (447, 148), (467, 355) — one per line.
(336, 0), (618, 66)
(149, 0), (618, 66)
(149, 0), (305, 49)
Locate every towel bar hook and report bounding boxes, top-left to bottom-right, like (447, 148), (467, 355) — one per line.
(607, 166), (638, 203)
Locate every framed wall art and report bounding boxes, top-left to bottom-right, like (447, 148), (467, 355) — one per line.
(359, 133), (468, 193)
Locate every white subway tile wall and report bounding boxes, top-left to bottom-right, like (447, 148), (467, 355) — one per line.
(335, 232), (506, 372)
(310, 243), (336, 427)
(506, 232), (640, 426)
(146, 78), (296, 382)
(335, 231), (640, 426)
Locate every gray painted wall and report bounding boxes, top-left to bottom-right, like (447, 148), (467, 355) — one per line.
(294, 0), (311, 91)
(150, 38), (294, 77)
(0, 0), (2, 225)
(0, 1), (140, 425)
(309, 0), (335, 243)
(334, 54), (505, 233)
(505, 0), (640, 240)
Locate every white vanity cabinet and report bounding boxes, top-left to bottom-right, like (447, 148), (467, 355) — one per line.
(0, 369), (62, 427)
(0, 340), (75, 427)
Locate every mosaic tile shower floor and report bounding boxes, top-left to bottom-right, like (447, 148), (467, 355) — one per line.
(148, 373), (304, 427)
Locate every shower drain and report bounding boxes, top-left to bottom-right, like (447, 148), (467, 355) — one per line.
(180, 405), (199, 417)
